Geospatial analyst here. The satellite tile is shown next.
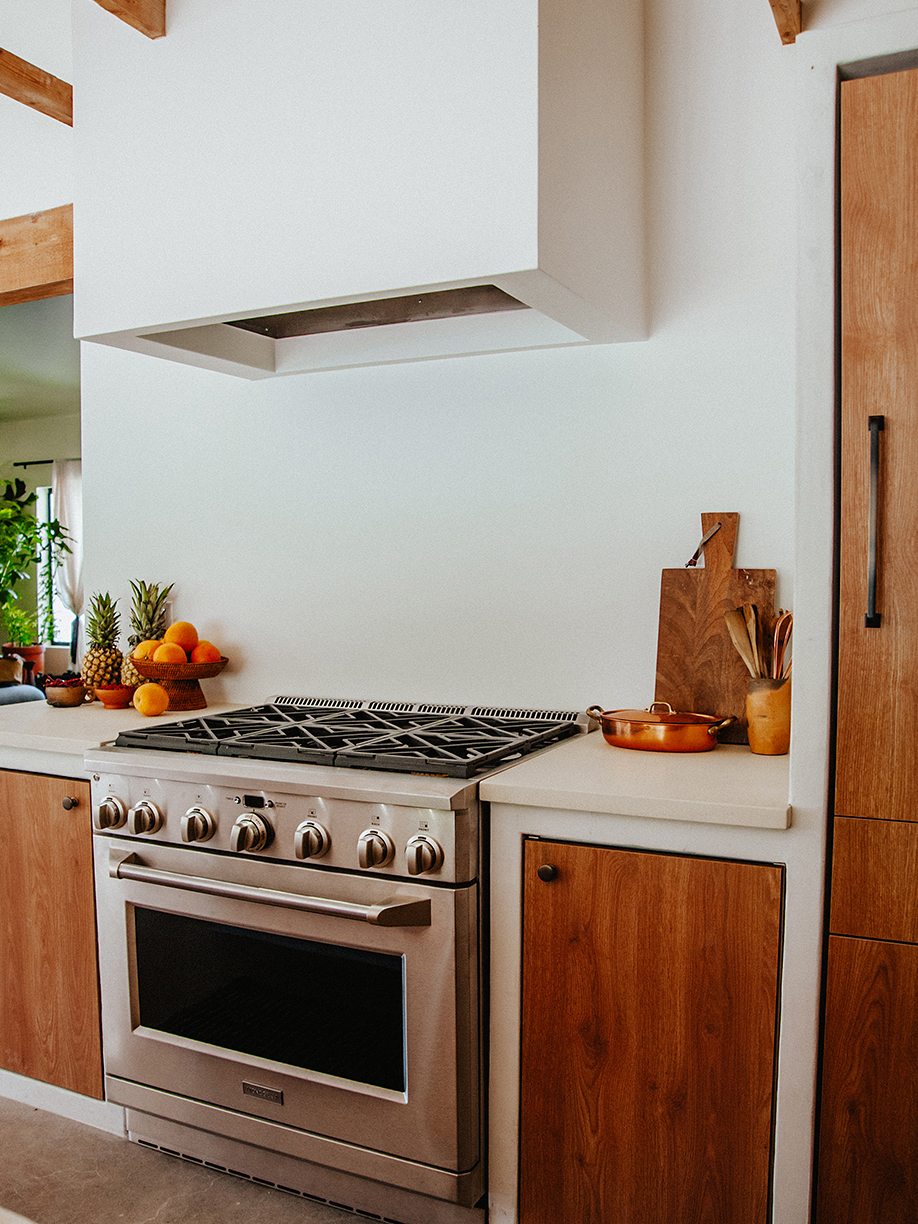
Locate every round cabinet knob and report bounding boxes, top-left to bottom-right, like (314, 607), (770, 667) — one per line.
(93, 796), (127, 831)
(294, 820), (330, 860)
(128, 800), (164, 836)
(537, 863), (559, 882)
(406, 834), (444, 876)
(61, 796), (79, 811)
(357, 829), (395, 870)
(182, 806), (216, 843)
(230, 813), (272, 853)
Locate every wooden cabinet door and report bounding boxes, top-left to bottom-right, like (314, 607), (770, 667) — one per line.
(519, 840), (782, 1224)
(830, 817), (918, 943)
(0, 771), (103, 1098)
(835, 67), (918, 822)
(817, 936), (918, 1223)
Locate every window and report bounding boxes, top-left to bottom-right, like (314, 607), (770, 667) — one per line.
(36, 486), (75, 646)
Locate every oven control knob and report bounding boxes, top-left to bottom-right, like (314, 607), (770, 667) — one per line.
(357, 829), (395, 870)
(128, 800), (163, 835)
(93, 795), (127, 831)
(294, 820), (330, 860)
(182, 806), (216, 843)
(406, 835), (445, 876)
(231, 813), (273, 853)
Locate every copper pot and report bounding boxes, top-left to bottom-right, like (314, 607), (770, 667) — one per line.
(586, 702), (735, 753)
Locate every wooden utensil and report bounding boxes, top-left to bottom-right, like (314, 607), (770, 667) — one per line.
(654, 513), (777, 744)
(772, 610), (793, 680)
(744, 604), (762, 676)
(725, 608), (758, 678)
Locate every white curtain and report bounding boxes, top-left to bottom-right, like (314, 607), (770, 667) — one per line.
(51, 460), (83, 653)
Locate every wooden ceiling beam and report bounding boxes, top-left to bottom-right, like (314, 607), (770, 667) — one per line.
(0, 48), (72, 125)
(92, 0), (165, 39)
(769, 0), (802, 44)
(0, 205), (74, 308)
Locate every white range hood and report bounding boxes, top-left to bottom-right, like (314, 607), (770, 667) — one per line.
(74, 0), (645, 378)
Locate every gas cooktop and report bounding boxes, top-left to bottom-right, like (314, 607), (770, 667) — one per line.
(114, 696), (588, 778)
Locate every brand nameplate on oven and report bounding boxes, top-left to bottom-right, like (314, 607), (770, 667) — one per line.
(243, 1081), (284, 1105)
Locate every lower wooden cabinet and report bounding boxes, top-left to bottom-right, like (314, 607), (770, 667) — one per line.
(816, 818), (918, 1222)
(0, 769), (103, 1099)
(519, 839), (783, 1224)
(816, 935), (918, 1223)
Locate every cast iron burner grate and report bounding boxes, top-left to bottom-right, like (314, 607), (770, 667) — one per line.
(115, 697), (586, 777)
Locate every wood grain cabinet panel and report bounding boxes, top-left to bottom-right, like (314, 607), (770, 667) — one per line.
(519, 840), (782, 1224)
(819, 65), (918, 1224)
(817, 937), (918, 1224)
(0, 771), (102, 1098)
(835, 67), (918, 824)
(831, 817), (918, 942)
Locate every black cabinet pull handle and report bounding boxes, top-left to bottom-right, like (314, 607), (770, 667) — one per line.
(61, 796), (79, 810)
(537, 864), (558, 882)
(866, 415), (884, 628)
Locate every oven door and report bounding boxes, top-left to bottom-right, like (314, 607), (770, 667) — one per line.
(93, 837), (480, 1178)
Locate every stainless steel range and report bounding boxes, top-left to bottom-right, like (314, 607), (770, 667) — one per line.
(85, 697), (588, 1224)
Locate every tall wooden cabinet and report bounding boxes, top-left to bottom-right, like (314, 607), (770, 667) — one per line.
(0, 770), (103, 1099)
(519, 839), (782, 1224)
(816, 65), (918, 1222)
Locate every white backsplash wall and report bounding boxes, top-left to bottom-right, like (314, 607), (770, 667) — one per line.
(77, 0), (796, 711)
(80, 309), (794, 710)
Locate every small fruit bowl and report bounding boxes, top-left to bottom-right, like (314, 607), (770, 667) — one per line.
(93, 683), (136, 709)
(129, 657), (228, 711)
(45, 682), (87, 707)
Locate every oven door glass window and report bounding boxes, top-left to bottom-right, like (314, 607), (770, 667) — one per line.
(132, 907), (406, 1092)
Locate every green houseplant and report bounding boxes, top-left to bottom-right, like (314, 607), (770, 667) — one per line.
(2, 605), (39, 648)
(0, 480), (71, 665)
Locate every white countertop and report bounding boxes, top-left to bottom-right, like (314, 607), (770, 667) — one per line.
(0, 702), (791, 828)
(0, 697), (243, 778)
(480, 730), (791, 828)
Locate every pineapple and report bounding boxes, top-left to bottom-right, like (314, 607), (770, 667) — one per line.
(82, 592), (123, 698)
(121, 580), (174, 687)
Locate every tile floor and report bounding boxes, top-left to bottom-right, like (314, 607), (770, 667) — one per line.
(0, 1096), (355, 1224)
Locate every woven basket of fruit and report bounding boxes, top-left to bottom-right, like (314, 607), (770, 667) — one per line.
(131, 657), (228, 681)
(130, 657), (228, 711)
(126, 620), (227, 711)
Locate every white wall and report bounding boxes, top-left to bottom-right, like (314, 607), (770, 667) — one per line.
(0, 0), (72, 218)
(33, 1), (918, 1220)
(76, 0), (797, 712)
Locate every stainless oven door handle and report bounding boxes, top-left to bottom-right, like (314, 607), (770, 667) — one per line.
(110, 851), (431, 927)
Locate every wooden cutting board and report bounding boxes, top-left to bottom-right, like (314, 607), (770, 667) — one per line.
(654, 513), (776, 744)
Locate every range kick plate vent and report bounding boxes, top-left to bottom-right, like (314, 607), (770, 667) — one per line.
(115, 698), (588, 778)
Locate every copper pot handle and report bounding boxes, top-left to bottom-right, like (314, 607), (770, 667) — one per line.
(706, 715), (737, 739)
(586, 705), (605, 721)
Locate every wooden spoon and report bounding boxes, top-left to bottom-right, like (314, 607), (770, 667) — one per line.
(743, 604), (762, 677)
(725, 608), (758, 677)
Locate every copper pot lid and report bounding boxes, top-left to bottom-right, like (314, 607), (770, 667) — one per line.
(589, 702), (722, 726)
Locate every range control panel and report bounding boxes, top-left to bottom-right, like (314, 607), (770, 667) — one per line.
(89, 773), (477, 884)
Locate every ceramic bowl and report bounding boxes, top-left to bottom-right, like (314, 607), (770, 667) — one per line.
(93, 684), (136, 709)
(45, 684), (86, 707)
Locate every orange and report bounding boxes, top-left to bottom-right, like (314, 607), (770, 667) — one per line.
(164, 621), (199, 652)
(133, 683), (169, 717)
(190, 640), (221, 663)
(132, 639), (161, 660)
(153, 641), (188, 663)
